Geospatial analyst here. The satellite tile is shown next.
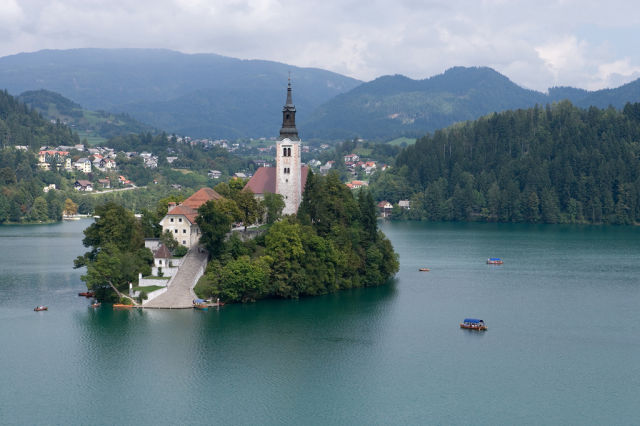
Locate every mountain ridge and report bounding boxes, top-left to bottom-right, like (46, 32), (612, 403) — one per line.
(2, 49), (639, 140)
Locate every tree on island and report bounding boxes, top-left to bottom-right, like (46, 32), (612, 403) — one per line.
(195, 171), (399, 303)
(74, 202), (152, 302)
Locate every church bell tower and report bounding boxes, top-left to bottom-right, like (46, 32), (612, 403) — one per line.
(276, 78), (302, 215)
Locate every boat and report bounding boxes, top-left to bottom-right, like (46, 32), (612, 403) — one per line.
(193, 298), (209, 310)
(34, 306), (48, 311)
(419, 268), (430, 272)
(113, 304), (133, 309)
(460, 318), (487, 331)
(90, 302), (101, 308)
(486, 258), (503, 265)
(78, 291), (95, 297)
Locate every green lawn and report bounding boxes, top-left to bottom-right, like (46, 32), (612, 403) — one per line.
(133, 285), (166, 294)
(76, 130), (107, 146)
(386, 137), (417, 147)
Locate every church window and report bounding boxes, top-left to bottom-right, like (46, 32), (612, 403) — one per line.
(174, 229), (178, 234)
(183, 229), (187, 234)
(170, 218), (174, 222)
(178, 218), (182, 222)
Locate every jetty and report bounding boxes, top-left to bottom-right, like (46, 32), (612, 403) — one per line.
(142, 247), (208, 309)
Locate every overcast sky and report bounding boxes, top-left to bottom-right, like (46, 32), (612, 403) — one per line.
(1, 0), (639, 92)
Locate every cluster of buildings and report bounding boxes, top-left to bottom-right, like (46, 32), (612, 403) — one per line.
(344, 153), (387, 176)
(161, 82), (308, 248)
(37, 144), (118, 173)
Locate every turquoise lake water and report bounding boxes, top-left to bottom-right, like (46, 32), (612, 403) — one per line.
(1, 219), (639, 425)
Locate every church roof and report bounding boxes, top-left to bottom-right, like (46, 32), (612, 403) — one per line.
(243, 166), (309, 195)
(244, 167), (276, 194)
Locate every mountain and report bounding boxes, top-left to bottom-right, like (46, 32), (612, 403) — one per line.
(0, 48), (361, 138)
(17, 89), (153, 140)
(302, 67), (640, 140)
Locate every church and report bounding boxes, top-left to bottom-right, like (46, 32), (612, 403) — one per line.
(244, 81), (308, 215)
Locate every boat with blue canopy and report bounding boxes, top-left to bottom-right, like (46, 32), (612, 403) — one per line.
(460, 318), (487, 330)
(193, 298), (209, 310)
(486, 258), (503, 264)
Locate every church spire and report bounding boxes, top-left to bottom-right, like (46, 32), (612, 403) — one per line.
(279, 75), (299, 140)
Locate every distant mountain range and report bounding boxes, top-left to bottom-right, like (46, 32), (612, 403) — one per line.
(1, 49), (639, 140)
(303, 67), (640, 139)
(0, 48), (360, 139)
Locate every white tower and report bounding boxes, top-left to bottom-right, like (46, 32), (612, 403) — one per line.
(276, 80), (302, 215)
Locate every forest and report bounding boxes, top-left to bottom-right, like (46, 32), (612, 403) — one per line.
(371, 101), (640, 224)
(195, 172), (399, 303)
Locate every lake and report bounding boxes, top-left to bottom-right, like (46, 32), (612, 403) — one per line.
(1, 220), (639, 425)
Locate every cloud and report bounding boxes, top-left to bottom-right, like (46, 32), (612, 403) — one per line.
(0, 0), (639, 91)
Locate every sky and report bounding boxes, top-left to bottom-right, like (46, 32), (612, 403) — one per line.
(1, 0), (639, 92)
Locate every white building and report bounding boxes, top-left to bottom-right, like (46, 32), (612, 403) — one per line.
(159, 187), (223, 248)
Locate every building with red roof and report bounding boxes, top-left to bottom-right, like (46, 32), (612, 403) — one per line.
(159, 187), (223, 248)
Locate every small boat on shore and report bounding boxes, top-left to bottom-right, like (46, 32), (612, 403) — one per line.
(419, 268), (430, 272)
(34, 306), (48, 312)
(486, 258), (503, 265)
(78, 291), (95, 297)
(460, 318), (487, 331)
(193, 298), (209, 310)
(113, 304), (133, 309)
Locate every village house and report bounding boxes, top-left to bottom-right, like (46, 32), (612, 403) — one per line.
(398, 200), (411, 210)
(75, 158), (92, 173)
(377, 201), (393, 218)
(319, 160), (334, 175)
(344, 153), (360, 163)
(159, 187), (223, 248)
(74, 180), (93, 191)
(346, 180), (368, 189)
(208, 170), (222, 179)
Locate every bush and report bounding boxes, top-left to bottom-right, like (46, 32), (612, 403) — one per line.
(137, 290), (148, 304)
(173, 246), (188, 257)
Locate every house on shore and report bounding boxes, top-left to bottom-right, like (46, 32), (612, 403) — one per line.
(159, 187), (223, 248)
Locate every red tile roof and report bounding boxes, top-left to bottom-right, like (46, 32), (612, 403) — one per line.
(181, 187), (223, 209)
(243, 166), (309, 195)
(244, 167), (276, 194)
(165, 187), (223, 224)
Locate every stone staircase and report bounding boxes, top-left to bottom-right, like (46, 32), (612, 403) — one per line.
(143, 247), (208, 309)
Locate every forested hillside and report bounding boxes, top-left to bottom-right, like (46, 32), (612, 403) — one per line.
(0, 89), (79, 149)
(372, 101), (640, 224)
(18, 89), (153, 139)
(0, 48), (361, 139)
